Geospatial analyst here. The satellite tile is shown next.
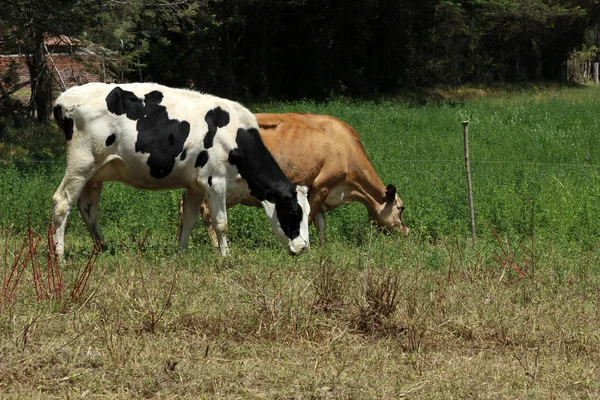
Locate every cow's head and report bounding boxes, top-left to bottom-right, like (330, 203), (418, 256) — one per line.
(262, 185), (310, 255)
(373, 184), (410, 235)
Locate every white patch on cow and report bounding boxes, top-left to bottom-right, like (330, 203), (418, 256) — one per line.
(295, 185), (310, 252)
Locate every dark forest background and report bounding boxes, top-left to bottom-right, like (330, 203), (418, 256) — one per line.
(1, 0), (600, 121)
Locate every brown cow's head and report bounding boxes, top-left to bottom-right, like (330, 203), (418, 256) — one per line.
(372, 184), (410, 235)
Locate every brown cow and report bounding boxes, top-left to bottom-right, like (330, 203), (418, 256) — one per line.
(179, 112), (409, 246)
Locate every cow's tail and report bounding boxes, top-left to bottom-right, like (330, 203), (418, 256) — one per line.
(52, 103), (74, 141)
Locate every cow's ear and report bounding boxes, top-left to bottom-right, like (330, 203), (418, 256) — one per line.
(385, 184), (396, 203)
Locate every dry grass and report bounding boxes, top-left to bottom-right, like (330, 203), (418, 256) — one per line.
(3, 85), (600, 398)
(1, 227), (599, 399)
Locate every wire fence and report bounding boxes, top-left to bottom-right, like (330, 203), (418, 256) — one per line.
(2, 152), (600, 249)
(4, 158), (600, 168)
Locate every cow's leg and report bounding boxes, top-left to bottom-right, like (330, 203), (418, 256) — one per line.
(77, 181), (106, 252)
(200, 200), (219, 248)
(308, 188), (328, 246)
(314, 209), (326, 246)
(308, 186), (330, 225)
(52, 174), (93, 258)
(178, 189), (205, 249)
(206, 182), (229, 257)
(309, 175), (345, 245)
(176, 194), (184, 242)
(178, 192), (219, 248)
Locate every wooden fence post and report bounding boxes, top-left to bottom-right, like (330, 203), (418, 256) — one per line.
(463, 121), (476, 247)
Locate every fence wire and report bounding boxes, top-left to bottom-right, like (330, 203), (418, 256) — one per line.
(4, 158), (600, 168)
(372, 159), (600, 168)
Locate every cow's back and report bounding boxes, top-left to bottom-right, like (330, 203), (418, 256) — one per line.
(256, 113), (374, 186)
(54, 82), (258, 189)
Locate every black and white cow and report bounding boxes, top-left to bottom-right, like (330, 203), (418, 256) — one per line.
(51, 82), (310, 257)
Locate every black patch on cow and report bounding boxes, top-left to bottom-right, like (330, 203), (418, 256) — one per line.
(203, 107), (230, 149)
(106, 87), (145, 120)
(105, 87), (191, 179)
(228, 127), (302, 240)
(53, 105), (74, 141)
(144, 90), (164, 105)
(180, 149), (187, 161)
(105, 134), (116, 146)
(208, 176), (212, 186)
(195, 150), (209, 168)
(135, 91), (190, 178)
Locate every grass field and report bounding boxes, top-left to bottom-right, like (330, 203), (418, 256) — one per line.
(1, 84), (600, 398)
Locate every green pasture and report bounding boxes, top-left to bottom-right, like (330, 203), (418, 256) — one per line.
(1, 85), (600, 257)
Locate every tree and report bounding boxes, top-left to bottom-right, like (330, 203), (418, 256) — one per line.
(84, 0), (206, 87)
(0, 0), (101, 122)
(2, 0), (599, 109)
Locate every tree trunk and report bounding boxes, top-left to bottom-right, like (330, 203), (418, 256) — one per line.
(26, 34), (51, 123)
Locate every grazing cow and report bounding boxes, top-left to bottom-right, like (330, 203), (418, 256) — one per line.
(180, 112), (409, 246)
(51, 83), (310, 257)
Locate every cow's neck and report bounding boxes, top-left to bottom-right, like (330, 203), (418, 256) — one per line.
(347, 172), (387, 216)
(228, 127), (295, 202)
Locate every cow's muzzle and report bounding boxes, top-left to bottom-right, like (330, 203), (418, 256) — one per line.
(289, 244), (309, 256)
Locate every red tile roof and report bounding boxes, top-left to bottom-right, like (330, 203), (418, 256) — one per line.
(43, 34), (84, 47)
